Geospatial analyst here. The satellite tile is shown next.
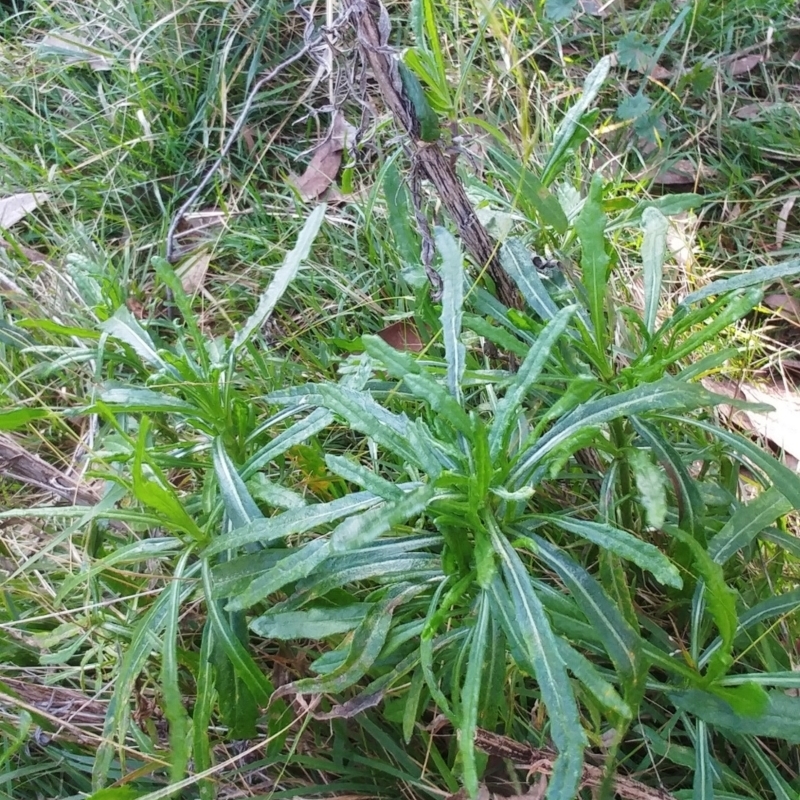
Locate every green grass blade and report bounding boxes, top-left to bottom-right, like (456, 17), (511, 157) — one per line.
(694, 721), (714, 800)
(100, 305), (174, 375)
(542, 56), (612, 185)
(436, 227), (466, 402)
(193, 622), (216, 800)
(160, 550), (193, 783)
(232, 204), (326, 353)
(575, 172), (610, 348)
(532, 514), (681, 588)
(641, 207), (669, 334)
(489, 304), (576, 459)
(99, 386), (200, 415)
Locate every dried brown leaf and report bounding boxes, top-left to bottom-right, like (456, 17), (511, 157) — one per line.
(729, 53), (764, 76)
(176, 249), (212, 294)
(735, 101), (777, 120)
(649, 64), (672, 81)
(291, 112), (353, 202)
(0, 192), (48, 229)
(775, 196), (796, 248)
(646, 159), (717, 186)
(764, 293), (800, 320)
(376, 320), (425, 352)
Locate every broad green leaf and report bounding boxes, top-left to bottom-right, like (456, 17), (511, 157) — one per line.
(325, 454), (403, 500)
(681, 259), (800, 306)
(331, 485), (434, 551)
(694, 721), (714, 800)
(488, 523), (586, 800)
(545, 0), (578, 22)
(489, 304), (577, 459)
(708, 487), (793, 565)
(248, 473), (307, 509)
(362, 332), (422, 377)
(616, 32), (655, 72)
(641, 207), (669, 334)
(670, 689), (800, 743)
(100, 305), (174, 374)
(205, 491), (382, 555)
(532, 514), (681, 588)
(708, 682), (769, 717)
(160, 550), (193, 783)
(489, 149), (568, 233)
(666, 525), (737, 682)
(460, 592), (490, 798)
(213, 437), (263, 529)
(87, 790), (147, 800)
(232, 204), (326, 352)
(99, 385), (199, 415)
(0, 408), (48, 430)
(631, 418), (705, 538)
(512, 378), (722, 487)
(556, 639), (631, 719)
(543, 56), (612, 185)
(436, 227), (466, 402)
(575, 172), (610, 347)
(251, 604), (371, 640)
(699, 587), (800, 670)
(226, 538), (331, 610)
(500, 239), (561, 321)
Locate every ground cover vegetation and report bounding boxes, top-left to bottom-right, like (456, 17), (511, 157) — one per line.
(1, 0), (800, 798)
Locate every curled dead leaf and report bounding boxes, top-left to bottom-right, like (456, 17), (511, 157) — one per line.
(176, 249), (212, 294)
(644, 159), (717, 187)
(376, 320), (425, 352)
(0, 192), (48, 229)
(775, 196), (796, 249)
(291, 112), (355, 202)
(729, 53), (764, 76)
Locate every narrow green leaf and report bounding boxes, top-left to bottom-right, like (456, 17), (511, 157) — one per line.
(489, 305), (576, 459)
(708, 487), (793, 565)
(226, 538), (330, 611)
(500, 239), (561, 321)
(331, 484), (434, 551)
(631, 417), (705, 538)
(533, 514), (681, 588)
(524, 532), (641, 682)
(193, 623), (216, 800)
(699, 587), (800, 670)
(213, 438), (263, 529)
(460, 592), (490, 798)
(575, 172), (610, 346)
(100, 305), (173, 374)
(512, 378), (722, 487)
(383, 161), (419, 265)
(489, 148), (568, 232)
(436, 227), (466, 401)
(201, 560), (273, 705)
(666, 525), (737, 682)
(681, 259), (800, 306)
(325, 454), (404, 500)
(670, 689), (800, 743)
(232, 204), (326, 352)
(160, 550), (193, 783)
(463, 314), (531, 358)
(251, 604), (371, 640)
(641, 207), (669, 334)
(0, 408), (49, 430)
(99, 386), (199, 415)
(403, 666), (426, 744)
(556, 639), (631, 719)
(487, 520), (586, 800)
(403, 373), (474, 437)
(694, 721), (714, 800)
(205, 491), (382, 555)
(543, 56), (612, 185)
